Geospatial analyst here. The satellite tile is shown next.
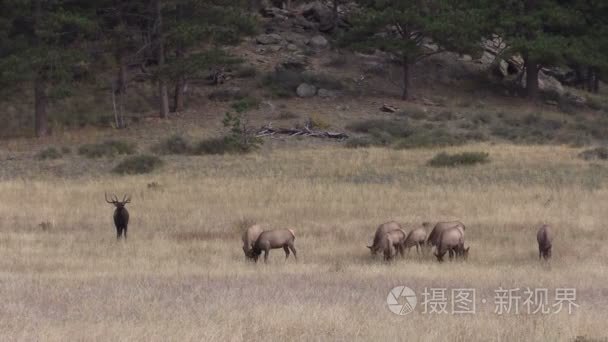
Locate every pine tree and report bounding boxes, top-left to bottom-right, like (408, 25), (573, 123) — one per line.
(0, 0), (96, 136)
(342, 0), (485, 100)
(486, 0), (580, 99)
(162, 0), (257, 112)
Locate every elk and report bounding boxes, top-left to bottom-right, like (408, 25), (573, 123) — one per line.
(367, 221), (402, 255)
(537, 224), (553, 260)
(434, 226), (468, 262)
(382, 229), (408, 261)
(251, 229), (297, 263)
(105, 193), (131, 240)
(404, 227), (428, 255)
(426, 221), (466, 248)
(242, 224), (263, 260)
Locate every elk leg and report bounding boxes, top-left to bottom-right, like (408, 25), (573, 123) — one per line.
(263, 249), (269, 263)
(116, 227), (123, 239)
(283, 245), (290, 260)
(123, 226), (128, 240)
(288, 244), (297, 261)
(416, 243), (420, 255)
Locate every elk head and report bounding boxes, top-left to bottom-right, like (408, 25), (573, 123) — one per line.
(105, 193), (131, 209)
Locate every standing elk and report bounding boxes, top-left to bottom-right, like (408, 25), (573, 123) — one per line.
(251, 229), (297, 263)
(537, 224), (553, 260)
(105, 193), (131, 240)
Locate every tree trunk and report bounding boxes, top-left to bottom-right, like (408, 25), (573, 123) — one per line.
(156, 0), (169, 118)
(524, 55), (539, 100)
(33, 0), (49, 137)
(34, 76), (49, 137)
(402, 56), (410, 100)
(172, 3), (185, 113)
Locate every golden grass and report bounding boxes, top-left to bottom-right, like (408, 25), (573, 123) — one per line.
(0, 144), (607, 341)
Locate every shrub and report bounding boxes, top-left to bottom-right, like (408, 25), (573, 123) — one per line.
(154, 134), (191, 155)
(193, 137), (234, 155)
(231, 97), (260, 113)
(36, 147), (63, 160)
(61, 146), (71, 154)
(345, 137), (373, 148)
(428, 152), (490, 167)
(234, 65), (257, 78)
(393, 129), (467, 149)
(113, 155), (163, 174)
(346, 119), (411, 138)
(308, 113), (331, 129)
(78, 140), (135, 158)
(578, 147), (608, 161)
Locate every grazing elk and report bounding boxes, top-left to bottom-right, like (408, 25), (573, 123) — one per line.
(382, 229), (408, 261)
(426, 221), (466, 248)
(537, 224), (553, 260)
(367, 221), (402, 255)
(404, 226), (428, 255)
(242, 224), (263, 260)
(434, 226), (468, 262)
(105, 193), (131, 240)
(251, 229), (297, 263)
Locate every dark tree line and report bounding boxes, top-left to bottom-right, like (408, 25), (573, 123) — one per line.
(1, 0), (607, 136)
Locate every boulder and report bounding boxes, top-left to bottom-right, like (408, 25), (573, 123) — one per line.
(257, 33), (283, 45)
(310, 35), (329, 49)
(296, 83), (317, 98)
(299, 1), (335, 32)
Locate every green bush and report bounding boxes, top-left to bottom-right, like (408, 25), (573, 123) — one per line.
(113, 155), (163, 174)
(193, 137), (235, 155)
(36, 147), (63, 160)
(78, 140), (135, 158)
(428, 152), (490, 167)
(153, 134), (191, 155)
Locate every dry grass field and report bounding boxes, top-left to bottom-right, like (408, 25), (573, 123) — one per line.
(1, 143), (607, 341)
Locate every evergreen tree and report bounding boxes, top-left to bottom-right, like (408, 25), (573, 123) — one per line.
(486, 0), (579, 99)
(0, 0), (96, 136)
(342, 0), (485, 100)
(163, 0), (257, 112)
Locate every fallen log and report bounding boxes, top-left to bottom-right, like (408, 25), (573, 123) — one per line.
(256, 123), (348, 140)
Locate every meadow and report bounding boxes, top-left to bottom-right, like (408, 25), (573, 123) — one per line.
(0, 144), (607, 341)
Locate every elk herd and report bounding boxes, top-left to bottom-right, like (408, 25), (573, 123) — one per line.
(105, 194), (554, 264)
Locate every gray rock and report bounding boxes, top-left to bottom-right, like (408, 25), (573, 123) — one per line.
(287, 44), (298, 51)
(310, 35), (329, 49)
(257, 33), (283, 45)
(296, 83), (317, 98)
(269, 45), (282, 52)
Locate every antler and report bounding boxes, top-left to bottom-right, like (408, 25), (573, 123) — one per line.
(105, 192), (116, 204)
(123, 194), (131, 204)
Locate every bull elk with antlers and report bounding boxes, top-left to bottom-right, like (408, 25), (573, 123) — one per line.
(105, 193), (131, 240)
